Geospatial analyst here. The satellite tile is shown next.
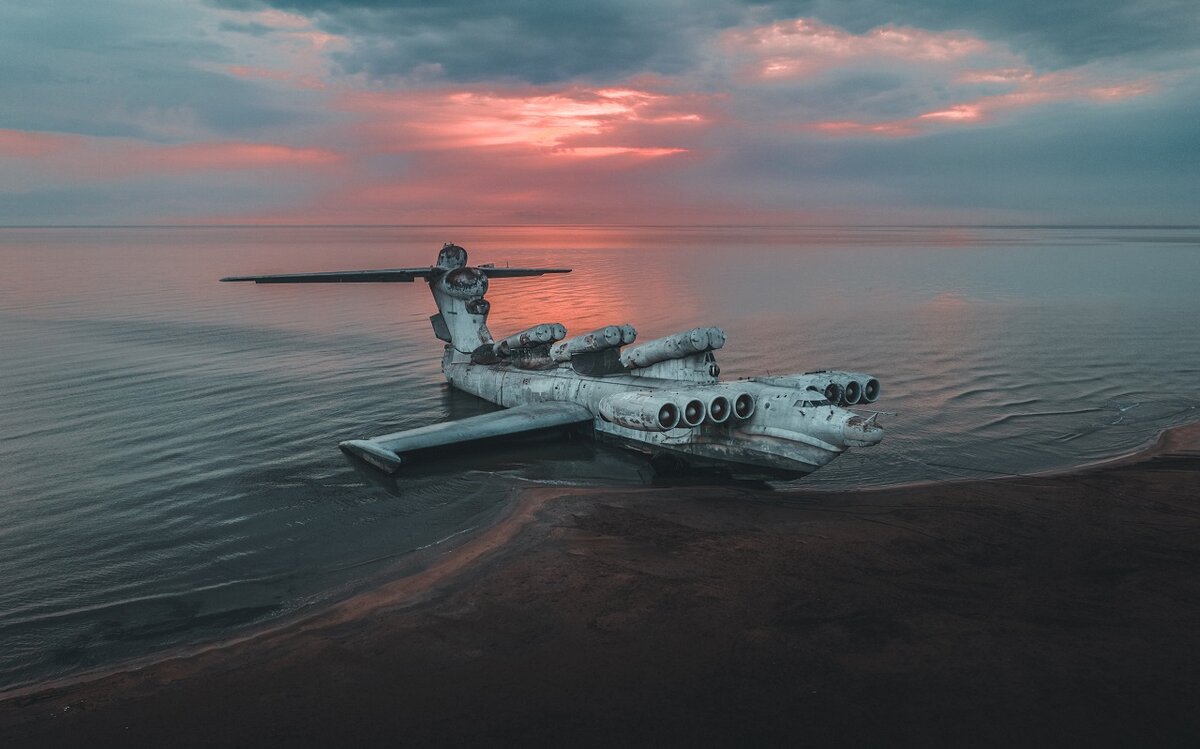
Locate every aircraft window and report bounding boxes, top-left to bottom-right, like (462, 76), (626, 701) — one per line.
(812, 399), (831, 406)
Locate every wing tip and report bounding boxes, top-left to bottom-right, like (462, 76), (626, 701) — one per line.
(340, 439), (403, 474)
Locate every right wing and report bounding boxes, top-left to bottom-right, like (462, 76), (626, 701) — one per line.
(479, 267), (571, 278)
(340, 401), (594, 473)
(220, 267), (437, 283)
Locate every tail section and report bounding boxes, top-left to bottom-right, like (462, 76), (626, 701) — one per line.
(426, 244), (570, 356)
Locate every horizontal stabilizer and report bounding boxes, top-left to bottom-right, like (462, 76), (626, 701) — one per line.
(339, 401), (594, 474)
(221, 268), (437, 283)
(479, 267), (571, 278)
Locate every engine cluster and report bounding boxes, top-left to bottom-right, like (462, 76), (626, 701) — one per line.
(598, 388), (755, 432)
(755, 371), (881, 407)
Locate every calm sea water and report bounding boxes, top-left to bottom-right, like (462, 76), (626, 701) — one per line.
(2, 225), (1198, 690)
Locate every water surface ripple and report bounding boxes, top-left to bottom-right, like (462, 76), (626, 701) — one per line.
(1, 225), (1198, 689)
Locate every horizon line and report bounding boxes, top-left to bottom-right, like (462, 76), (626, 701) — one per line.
(1, 223), (1198, 230)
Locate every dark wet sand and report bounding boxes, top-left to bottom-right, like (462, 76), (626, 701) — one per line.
(4, 425), (1200, 748)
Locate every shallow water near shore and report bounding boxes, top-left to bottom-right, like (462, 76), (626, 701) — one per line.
(2, 224), (1198, 690)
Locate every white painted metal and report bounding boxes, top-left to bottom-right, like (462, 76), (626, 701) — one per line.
(222, 243), (884, 478)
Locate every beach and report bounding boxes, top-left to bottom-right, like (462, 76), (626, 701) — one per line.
(3, 423), (1200, 747)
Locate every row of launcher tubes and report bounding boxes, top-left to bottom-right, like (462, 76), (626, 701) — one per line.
(492, 322), (723, 370)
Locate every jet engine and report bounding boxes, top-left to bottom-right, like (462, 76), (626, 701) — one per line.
(704, 393), (731, 424)
(724, 390), (756, 420)
(673, 394), (707, 428)
(598, 392), (682, 431)
(493, 323), (566, 356)
(755, 371), (881, 407)
(828, 372), (881, 404)
(859, 375), (881, 404)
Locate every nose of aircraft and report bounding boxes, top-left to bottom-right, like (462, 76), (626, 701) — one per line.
(842, 413), (884, 447)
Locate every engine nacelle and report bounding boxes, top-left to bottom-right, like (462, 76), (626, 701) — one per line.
(619, 327), (726, 369)
(827, 371), (880, 404)
(599, 392), (682, 432)
(754, 371), (880, 407)
(493, 323), (566, 356)
(672, 394), (707, 428)
(857, 374), (882, 404)
(723, 389), (756, 420)
(704, 393), (731, 424)
(550, 326), (624, 362)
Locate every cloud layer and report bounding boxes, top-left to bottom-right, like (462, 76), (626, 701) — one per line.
(0, 0), (1196, 224)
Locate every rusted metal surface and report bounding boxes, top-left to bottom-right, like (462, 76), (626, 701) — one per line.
(223, 243), (886, 479)
(550, 325), (628, 362)
(619, 326), (724, 369)
(494, 323), (567, 357)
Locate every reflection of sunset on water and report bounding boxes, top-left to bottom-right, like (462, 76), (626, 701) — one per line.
(483, 247), (706, 339)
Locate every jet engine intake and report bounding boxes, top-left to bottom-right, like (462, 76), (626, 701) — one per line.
(619, 327), (726, 369)
(599, 392), (682, 432)
(842, 379), (862, 405)
(675, 395), (707, 428)
(704, 394), (731, 424)
(755, 371), (880, 407)
(861, 377), (881, 403)
(729, 391), (756, 420)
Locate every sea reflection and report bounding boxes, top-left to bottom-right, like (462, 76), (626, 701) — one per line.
(1, 225), (1198, 691)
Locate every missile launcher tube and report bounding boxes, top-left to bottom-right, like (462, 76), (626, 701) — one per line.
(493, 323), (566, 356)
(620, 327), (726, 369)
(550, 325), (626, 362)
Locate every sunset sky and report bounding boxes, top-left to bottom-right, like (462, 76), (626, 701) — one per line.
(1, 0), (1196, 225)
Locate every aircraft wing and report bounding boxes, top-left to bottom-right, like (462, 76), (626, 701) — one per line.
(339, 401), (594, 473)
(220, 267), (437, 283)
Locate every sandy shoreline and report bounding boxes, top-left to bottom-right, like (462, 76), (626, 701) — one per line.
(4, 423), (1200, 746)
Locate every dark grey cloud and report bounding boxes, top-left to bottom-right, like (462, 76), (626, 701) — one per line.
(215, 0), (1197, 85)
(217, 20), (277, 36)
(0, 1), (326, 141)
(693, 81), (1200, 222)
(753, 0), (1200, 68)
(213, 0), (740, 83)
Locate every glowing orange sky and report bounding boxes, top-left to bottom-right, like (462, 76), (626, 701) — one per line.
(0, 2), (1192, 226)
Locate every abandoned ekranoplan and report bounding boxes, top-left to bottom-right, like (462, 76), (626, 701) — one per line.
(222, 243), (885, 478)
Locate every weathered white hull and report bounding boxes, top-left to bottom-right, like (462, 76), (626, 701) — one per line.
(444, 359), (855, 478)
(224, 244), (884, 479)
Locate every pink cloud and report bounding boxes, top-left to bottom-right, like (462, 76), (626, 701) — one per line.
(132, 142), (340, 172)
(227, 65), (326, 90)
(0, 129), (78, 157)
(1, 129), (341, 180)
(804, 65), (1156, 137)
(725, 18), (992, 79)
(340, 85), (706, 159)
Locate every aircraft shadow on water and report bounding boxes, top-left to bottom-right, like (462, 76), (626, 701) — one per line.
(224, 243), (886, 481)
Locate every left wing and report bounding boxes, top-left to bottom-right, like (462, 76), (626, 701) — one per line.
(220, 267), (437, 283)
(340, 401), (594, 473)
